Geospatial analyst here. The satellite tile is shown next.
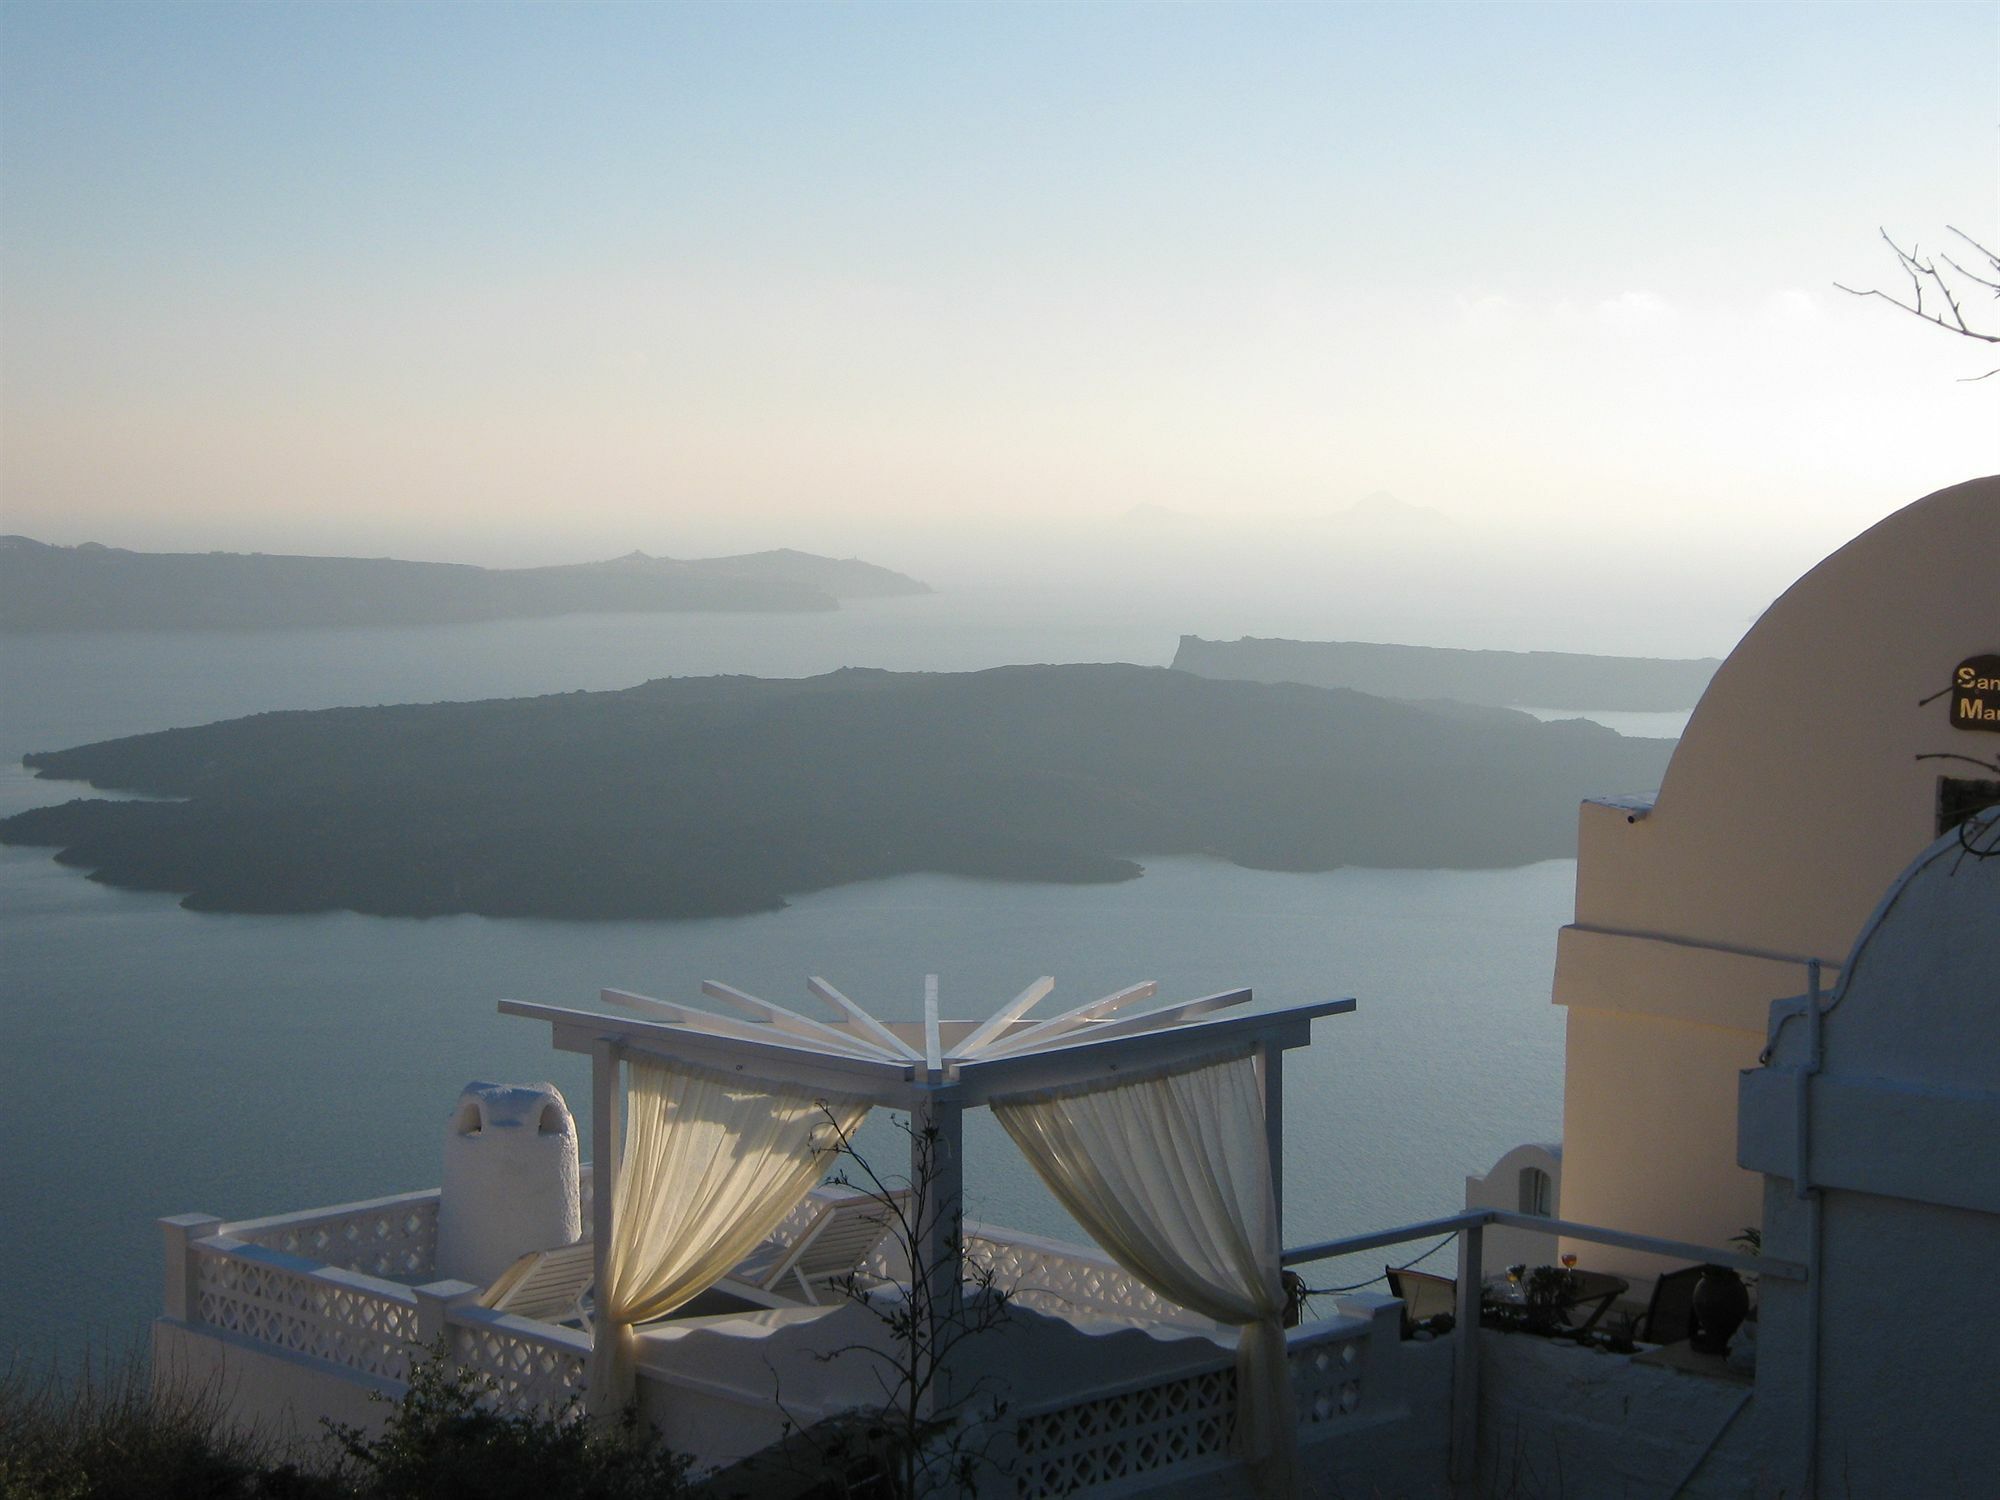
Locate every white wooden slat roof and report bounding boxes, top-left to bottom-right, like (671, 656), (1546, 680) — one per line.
(501, 974), (1352, 1106)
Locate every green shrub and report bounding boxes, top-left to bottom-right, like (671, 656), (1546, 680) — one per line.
(327, 1346), (689, 1500)
(1, 1347), (688, 1500)
(0, 1353), (337, 1500)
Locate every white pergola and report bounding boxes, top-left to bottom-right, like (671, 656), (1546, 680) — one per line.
(501, 976), (1353, 1347)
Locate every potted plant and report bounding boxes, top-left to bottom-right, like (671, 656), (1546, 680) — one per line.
(1522, 1264), (1580, 1336)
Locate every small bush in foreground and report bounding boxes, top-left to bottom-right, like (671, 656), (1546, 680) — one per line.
(0, 1354), (334, 1500)
(1, 1348), (689, 1500)
(328, 1347), (690, 1500)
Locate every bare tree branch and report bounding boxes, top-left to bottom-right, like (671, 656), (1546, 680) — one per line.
(1943, 226), (2000, 292)
(771, 1108), (1015, 1498)
(1836, 224), (2000, 381)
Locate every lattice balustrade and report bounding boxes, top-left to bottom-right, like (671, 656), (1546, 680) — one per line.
(447, 1312), (589, 1421)
(225, 1193), (439, 1282)
(1011, 1321), (1374, 1496)
(193, 1244), (420, 1383)
(1290, 1328), (1366, 1425)
(1014, 1366), (1236, 1499)
(963, 1227), (1195, 1326)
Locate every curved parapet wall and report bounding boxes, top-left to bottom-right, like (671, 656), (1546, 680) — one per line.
(1463, 1142), (1563, 1272)
(1555, 476), (1999, 1261)
(1582, 475), (1998, 961)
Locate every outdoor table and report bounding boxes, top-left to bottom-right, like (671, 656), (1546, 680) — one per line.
(1481, 1269), (1630, 1332)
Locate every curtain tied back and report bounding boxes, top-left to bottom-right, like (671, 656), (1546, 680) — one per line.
(992, 1050), (1299, 1497)
(591, 1056), (870, 1405)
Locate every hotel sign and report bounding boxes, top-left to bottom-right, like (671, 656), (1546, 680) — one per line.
(1953, 655), (2000, 732)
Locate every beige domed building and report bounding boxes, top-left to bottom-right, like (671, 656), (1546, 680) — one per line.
(1551, 476), (1998, 1273)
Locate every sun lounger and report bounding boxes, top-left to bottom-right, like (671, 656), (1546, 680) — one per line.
(477, 1239), (595, 1327)
(720, 1188), (910, 1307)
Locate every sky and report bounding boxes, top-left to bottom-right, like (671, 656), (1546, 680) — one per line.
(1, 1), (1995, 648)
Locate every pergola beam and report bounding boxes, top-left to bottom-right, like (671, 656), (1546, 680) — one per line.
(701, 980), (902, 1060)
(950, 998), (1352, 1105)
(979, 980), (1160, 1056)
(808, 977), (922, 1060)
(1015, 987), (1255, 1049)
(948, 976), (1055, 1061)
(500, 1000), (920, 1102)
(922, 975), (944, 1078)
(601, 988), (887, 1062)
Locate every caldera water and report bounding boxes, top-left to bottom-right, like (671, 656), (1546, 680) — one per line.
(0, 592), (1686, 1369)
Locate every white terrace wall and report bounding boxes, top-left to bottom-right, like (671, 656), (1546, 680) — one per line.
(1739, 814), (2000, 1499)
(155, 1196), (1459, 1497)
(153, 1320), (399, 1452)
(1477, 1336), (1759, 1499)
(1554, 477), (1999, 1277)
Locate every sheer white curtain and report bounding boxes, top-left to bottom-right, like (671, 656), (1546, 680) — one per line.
(992, 1051), (1297, 1497)
(590, 1056), (870, 1405)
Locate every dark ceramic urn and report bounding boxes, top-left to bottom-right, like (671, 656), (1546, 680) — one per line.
(1690, 1264), (1749, 1353)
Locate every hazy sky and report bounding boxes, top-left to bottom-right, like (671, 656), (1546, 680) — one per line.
(2, 1), (1994, 633)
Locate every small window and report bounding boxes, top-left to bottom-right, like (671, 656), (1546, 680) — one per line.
(1938, 777), (2000, 838)
(1519, 1166), (1553, 1218)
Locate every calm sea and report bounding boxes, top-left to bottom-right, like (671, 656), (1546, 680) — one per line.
(0, 594), (1685, 1370)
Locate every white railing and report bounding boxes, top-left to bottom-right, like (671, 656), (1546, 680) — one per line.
(1010, 1312), (1385, 1498)
(1280, 1206), (1807, 1486)
(216, 1166), (599, 1286)
(164, 1215), (589, 1422)
(222, 1190), (441, 1283)
(189, 1235), (421, 1385)
(961, 1223), (1203, 1329)
(1290, 1318), (1371, 1428)
(447, 1306), (590, 1419)
(179, 1180), (1408, 1458)
(1015, 1360), (1235, 1498)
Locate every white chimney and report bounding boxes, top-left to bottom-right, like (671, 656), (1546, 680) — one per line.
(434, 1080), (581, 1287)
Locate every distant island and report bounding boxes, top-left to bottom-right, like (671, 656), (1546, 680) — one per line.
(1172, 636), (1719, 710)
(2, 665), (1674, 920)
(0, 537), (930, 633)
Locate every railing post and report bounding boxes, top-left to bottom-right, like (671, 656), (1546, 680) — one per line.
(1260, 1042), (1284, 1244)
(410, 1280), (480, 1360)
(1450, 1218), (1484, 1487)
(1336, 1292), (1406, 1409)
(160, 1213), (223, 1323)
(412, 1288), (478, 1392)
(587, 1039), (623, 1420)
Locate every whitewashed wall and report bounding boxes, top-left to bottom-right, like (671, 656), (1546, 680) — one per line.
(1479, 1334), (1760, 1498)
(152, 1319), (399, 1452)
(1740, 814), (1999, 1498)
